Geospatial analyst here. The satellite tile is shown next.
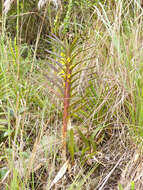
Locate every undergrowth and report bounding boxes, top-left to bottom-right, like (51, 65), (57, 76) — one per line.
(1, 0), (143, 190)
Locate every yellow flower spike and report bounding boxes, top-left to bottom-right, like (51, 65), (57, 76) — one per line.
(67, 74), (71, 79)
(67, 57), (71, 63)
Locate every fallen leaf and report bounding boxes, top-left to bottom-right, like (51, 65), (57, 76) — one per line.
(49, 160), (69, 189)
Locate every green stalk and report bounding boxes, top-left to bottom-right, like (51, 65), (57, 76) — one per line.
(16, 0), (20, 80)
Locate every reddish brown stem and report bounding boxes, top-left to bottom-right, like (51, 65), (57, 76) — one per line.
(62, 63), (71, 160)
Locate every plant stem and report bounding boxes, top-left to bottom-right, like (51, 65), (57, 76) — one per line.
(62, 59), (71, 160)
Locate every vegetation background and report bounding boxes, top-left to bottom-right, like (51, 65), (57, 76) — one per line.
(0, 0), (143, 189)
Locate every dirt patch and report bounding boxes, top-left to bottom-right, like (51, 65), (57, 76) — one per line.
(94, 133), (130, 189)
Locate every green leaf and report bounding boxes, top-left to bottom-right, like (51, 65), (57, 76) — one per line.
(81, 151), (97, 165)
(69, 98), (84, 109)
(70, 77), (80, 85)
(71, 83), (80, 92)
(130, 181), (135, 190)
(68, 163), (98, 190)
(0, 119), (8, 125)
(88, 82), (98, 97)
(89, 137), (97, 152)
(14, 37), (19, 59)
(0, 124), (7, 131)
(71, 113), (83, 122)
(71, 70), (82, 79)
(9, 39), (16, 62)
(77, 128), (89, 147)
(118, 184), (124, 190)
(80, 146), (90, 162)
(92, 125), (105, 138)
(70, 102), (87, 116)
(0, 168), (8, 180)
(68, 129), (75, 163)
(70, 37), (78, 53)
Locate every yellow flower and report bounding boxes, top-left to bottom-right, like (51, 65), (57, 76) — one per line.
(58, 70), (66, 78)
(67, 74), (71, 79)
(70, 65), (74, 69)
(61, 52), (65, 57)
(60, 52), (66, 65)
(67, 57), (71, 63)
(61, 58), (65, 65)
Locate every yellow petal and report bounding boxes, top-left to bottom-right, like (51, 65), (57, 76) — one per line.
(67, 57), (71, 63)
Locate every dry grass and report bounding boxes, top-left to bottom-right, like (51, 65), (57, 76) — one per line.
(3, 0), (15, 15)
